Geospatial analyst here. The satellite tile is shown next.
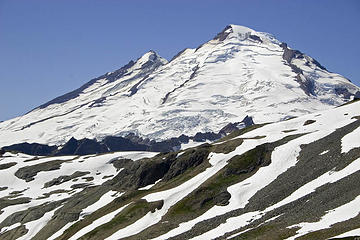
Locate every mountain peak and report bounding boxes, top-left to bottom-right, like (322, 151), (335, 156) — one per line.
(134, 50), (168, 68)
(214, 24), (257, 42)
(228, 24), (255, 34)
(1, 25), (359, 147)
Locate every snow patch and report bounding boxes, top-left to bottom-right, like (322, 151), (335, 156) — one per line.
(341, 125), (360, 153)
(286, 195), (360, 240)
(69, 203), (130, 240)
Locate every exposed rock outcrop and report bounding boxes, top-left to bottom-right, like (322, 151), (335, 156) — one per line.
(2, 143), (57, 156)
(1, 119), (254, 156)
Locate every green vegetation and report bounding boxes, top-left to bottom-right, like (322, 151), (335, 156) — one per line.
(211, 138), (244, 154)
(168, 143), (271, 217)
(81, 199), (163, 240)
(126, 134), (305, 239)
(58, 188), (154, 240)
(153, 144), (212, 191)
(57, 133), (304, 240)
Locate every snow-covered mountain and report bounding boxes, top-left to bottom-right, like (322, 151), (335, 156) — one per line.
(0, 24), (359, 147)
(0, 99), (359, 240)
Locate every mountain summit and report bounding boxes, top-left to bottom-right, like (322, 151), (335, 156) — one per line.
(1, 25), (360, 240)
(0, 24), (359, 147)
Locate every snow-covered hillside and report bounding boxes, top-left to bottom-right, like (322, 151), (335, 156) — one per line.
(0, 24), (359, 147)
(0, 100), (359, 240)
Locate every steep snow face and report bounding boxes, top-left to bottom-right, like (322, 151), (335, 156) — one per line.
(0, 25), (359, 147)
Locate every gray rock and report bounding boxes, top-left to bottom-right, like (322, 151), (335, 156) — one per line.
(44, 171), (90, 188)
(14, 160), (64, 182)
(0, 162), (16, 170)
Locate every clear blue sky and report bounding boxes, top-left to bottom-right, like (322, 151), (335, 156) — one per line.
(1, 0), (359, 121)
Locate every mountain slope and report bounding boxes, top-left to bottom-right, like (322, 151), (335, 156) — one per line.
(0, 25), (359, 147)
(0, 100), (359, 240)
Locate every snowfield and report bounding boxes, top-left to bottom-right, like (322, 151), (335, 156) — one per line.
(1, 100), (358, 240)
(0, 25), (359, 147)
(0, 24), (360, 240)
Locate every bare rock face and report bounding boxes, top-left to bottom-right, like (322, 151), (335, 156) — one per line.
(219, 115), (255, 136)
(213, 25), (233, 41)
(43, 171), (90, 188)
(1, 143), (57, 156)
(14, 160), (64, 182)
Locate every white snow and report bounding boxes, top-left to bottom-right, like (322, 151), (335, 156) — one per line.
(0, 45), (358, 240)
(320, 150), (329, 155)
(267, 157), (360, 212)
(69, 203), (130, 240)
(190, 211), (262, 240)
(80, 190), (123, 219)
(0, 222), (21, 234)
(176, 151), (185, 158)
(341, 125), (360, 153)
(17, 206), (61, 240)
(0, 25), (358, 147)
(138, 179), (162, 191)
(331, 228), (360, 238)
(226, 227), (254, 240)
(151, 101), (360, 240)
(180, 140), (211, 150)
(48, 222), (76, 240)
(0, 151), (157, 235)
(107, 151), (232, 239)
(286, 195), (360, 240)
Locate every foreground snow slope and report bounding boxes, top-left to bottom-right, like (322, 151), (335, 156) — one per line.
(0, 25), (359, 147)
(0, 100), (359, 240)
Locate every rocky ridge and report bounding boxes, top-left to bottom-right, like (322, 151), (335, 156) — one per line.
(0, 100), (359, 239)
(0, 25), (359, 147)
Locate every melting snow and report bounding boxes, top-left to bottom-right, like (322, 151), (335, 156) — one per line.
(331, 228), (360, 238)
(341, 125), (360, 153)
(69, 203), (130, 240)
(286, 195), (360, 240)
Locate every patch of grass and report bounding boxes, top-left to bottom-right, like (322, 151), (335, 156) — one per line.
(167, 144), (271, 217)
(155, 160), (210, 193)
(80, 199), (163, 240)
(166, 134), (304, 220)
(59, 133), (306, 240)
(153, 146), (212, 191)
(211, 138), (244, 154)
